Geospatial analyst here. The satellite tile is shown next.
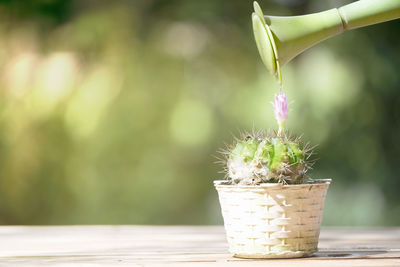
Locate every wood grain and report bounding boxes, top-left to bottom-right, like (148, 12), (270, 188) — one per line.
(0, 226), (398, 266)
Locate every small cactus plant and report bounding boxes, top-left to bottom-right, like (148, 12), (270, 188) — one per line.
(218, 93), (315, 185)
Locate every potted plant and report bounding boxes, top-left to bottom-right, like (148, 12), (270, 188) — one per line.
(214, 93), (331, 258)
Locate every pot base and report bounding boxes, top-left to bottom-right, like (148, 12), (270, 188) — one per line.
(234, 249), (316, 259)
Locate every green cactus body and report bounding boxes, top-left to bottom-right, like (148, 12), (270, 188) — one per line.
(224, 132), (312, 185)
(239, 138), (258, 162)
(257, 140), (273, 165)
(269, 138), (285, 170)
(287, 142), (303, 164)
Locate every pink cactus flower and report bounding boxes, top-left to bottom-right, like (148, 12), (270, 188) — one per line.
(272, 93), (288, 136)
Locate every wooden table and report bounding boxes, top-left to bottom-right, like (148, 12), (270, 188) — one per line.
(0, 226), (399, 266)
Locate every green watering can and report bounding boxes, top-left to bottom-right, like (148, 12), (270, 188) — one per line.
(252, 0), (400, 84)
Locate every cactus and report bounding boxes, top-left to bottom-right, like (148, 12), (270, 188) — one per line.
(217, 93), (316, 185)
(221, 131), (314, 185)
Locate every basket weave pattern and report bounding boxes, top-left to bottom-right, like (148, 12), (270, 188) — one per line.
(215, 180), (330, 258)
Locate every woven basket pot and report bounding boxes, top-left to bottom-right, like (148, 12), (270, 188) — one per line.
(214, 179), (331, 258)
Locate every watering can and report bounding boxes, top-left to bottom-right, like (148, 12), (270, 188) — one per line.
(252, 0), (400, 84)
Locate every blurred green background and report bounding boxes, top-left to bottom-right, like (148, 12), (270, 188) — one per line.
(0, 0), (399, 226)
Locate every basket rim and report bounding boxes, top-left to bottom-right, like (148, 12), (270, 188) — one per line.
(214, 178), (331, 188)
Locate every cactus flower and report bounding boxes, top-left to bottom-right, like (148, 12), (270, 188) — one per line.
(272, 93), (288, 136)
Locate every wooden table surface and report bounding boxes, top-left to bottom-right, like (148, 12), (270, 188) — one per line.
(0, 226), (399, 266)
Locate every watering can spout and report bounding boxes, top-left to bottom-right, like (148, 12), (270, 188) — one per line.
(252, 0), (400, 83)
